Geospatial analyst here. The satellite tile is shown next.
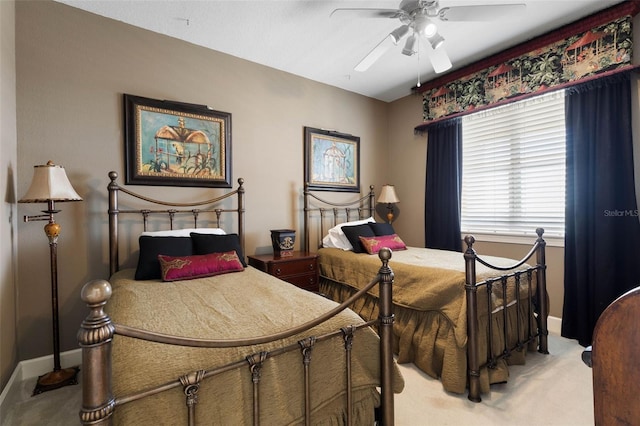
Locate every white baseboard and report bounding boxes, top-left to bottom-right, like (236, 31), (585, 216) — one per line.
(548, 315), (562, 336)
(0, 349), (82, 421)
(17, 349), (82, 382)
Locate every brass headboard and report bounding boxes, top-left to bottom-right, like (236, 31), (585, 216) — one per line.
(107, 171), (245, 276)
(303, 182), (375, 252)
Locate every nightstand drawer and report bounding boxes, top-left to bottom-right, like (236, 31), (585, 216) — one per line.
(269, 259), (316, 278)
(285, 273), (318, 292)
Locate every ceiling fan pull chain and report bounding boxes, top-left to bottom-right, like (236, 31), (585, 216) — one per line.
(416, 37), (421, 87)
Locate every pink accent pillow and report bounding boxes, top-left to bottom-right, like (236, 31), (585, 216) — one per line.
(358, 234), (407, 255)
(158, 251), (244, 282)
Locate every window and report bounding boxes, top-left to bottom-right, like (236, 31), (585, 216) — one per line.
(461, 90), (566, 239)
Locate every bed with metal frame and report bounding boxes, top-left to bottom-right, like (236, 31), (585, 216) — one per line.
(78, 172), (403, 425)
(303, 183), (549, 402)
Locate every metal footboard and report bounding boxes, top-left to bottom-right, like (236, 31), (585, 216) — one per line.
(78, 249), (396, 425)
(463, 228), (549, 402)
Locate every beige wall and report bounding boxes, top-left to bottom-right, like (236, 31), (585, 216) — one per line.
(386, 93), (426, 246)
(0, 0), (18, 392)
(13, 1), (391, 362)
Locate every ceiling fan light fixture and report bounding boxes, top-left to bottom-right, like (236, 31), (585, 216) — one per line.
(414, 15), (437, 37)
(402, 34), (417, 56)
(390, 24), (410, 44)
(424, 22), (437, 37)
(428, 32), (445, 50)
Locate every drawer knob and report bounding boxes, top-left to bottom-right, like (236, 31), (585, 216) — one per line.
(308, 264), (314, 270)
(275, 268), (281, 275)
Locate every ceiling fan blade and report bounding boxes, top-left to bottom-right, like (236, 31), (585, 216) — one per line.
(428, 44), (452, 74)
(330, 8), (403, 19)
(354, 34), (395, 72)
(354, 24), (410, 72)
(438, 4), (526, 21)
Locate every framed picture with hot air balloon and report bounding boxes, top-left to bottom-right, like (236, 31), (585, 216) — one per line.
(304, 126), (360, 193)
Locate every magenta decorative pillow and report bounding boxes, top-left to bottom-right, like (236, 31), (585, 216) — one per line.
(358, 234), (407, 255)
(158, 251), (244, 282)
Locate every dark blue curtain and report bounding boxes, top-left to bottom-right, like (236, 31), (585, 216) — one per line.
(425, 118), (462, 251)
(562, 72), (640, 347)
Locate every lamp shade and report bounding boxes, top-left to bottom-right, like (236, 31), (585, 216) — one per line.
(19, 161), (82, 203)
(428, 33), (445, 50)
(378, 185), (399, 204)
(390, 24), (410, 44)
(402, 34), (417, 56)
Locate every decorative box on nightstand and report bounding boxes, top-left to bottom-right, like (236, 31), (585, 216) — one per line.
(247, 251), (319, 292)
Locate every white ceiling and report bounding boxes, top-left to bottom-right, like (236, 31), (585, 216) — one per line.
(55, 0), (624, 102)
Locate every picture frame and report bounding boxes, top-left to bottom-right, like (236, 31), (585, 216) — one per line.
(124, 94), (232, 187)
(304, 127), (360, 192)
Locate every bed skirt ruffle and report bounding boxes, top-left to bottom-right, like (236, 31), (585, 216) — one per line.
(320, 276), (536, 395)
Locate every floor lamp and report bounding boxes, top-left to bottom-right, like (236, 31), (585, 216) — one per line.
(19, 161), (82, 395)
(378, 184), (400, 223)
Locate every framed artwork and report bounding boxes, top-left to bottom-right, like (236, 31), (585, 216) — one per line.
(124, 94), (232, 187)
(304, 127), (360, 192)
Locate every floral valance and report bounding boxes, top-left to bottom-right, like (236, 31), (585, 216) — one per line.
(415, 2), (639, 131)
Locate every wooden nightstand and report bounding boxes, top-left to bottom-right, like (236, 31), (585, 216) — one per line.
(248, 251), (319, 292)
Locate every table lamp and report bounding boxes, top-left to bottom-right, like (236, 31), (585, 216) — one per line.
(378, 185), (400, 223)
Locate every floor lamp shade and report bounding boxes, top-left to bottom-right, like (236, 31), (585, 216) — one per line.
(19, 161), (81, 395)
(20, 161), (82, 203)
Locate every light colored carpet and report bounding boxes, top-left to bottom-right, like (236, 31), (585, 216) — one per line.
(2, 333), (591, 425)
(2, 375), (81, 425)
(394, 333), (593, 425)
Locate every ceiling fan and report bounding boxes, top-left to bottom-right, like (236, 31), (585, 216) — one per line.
(331, 0), (526, 74)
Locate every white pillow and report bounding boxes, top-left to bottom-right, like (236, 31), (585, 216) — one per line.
(321, 233), (342, 249)
(140, 227), (227, 237)
(322, 217), (374, 250)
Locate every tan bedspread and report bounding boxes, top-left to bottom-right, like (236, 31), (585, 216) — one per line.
(318, 247), (538, 395)
(107, 267), (404, 425)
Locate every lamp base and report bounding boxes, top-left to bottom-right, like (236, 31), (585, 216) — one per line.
(386, 211), (394, 224)
(32, 366), (80, 396)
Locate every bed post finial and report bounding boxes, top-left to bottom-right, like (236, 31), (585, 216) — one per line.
(108, 171), (118, 182)
(464, 235), (475, 251)
(78, 279), (115, 425)
(80, 279), (112, 305)
(378, 246), (392, 266)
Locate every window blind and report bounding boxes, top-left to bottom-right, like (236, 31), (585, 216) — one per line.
(461, 90), (566, 238)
